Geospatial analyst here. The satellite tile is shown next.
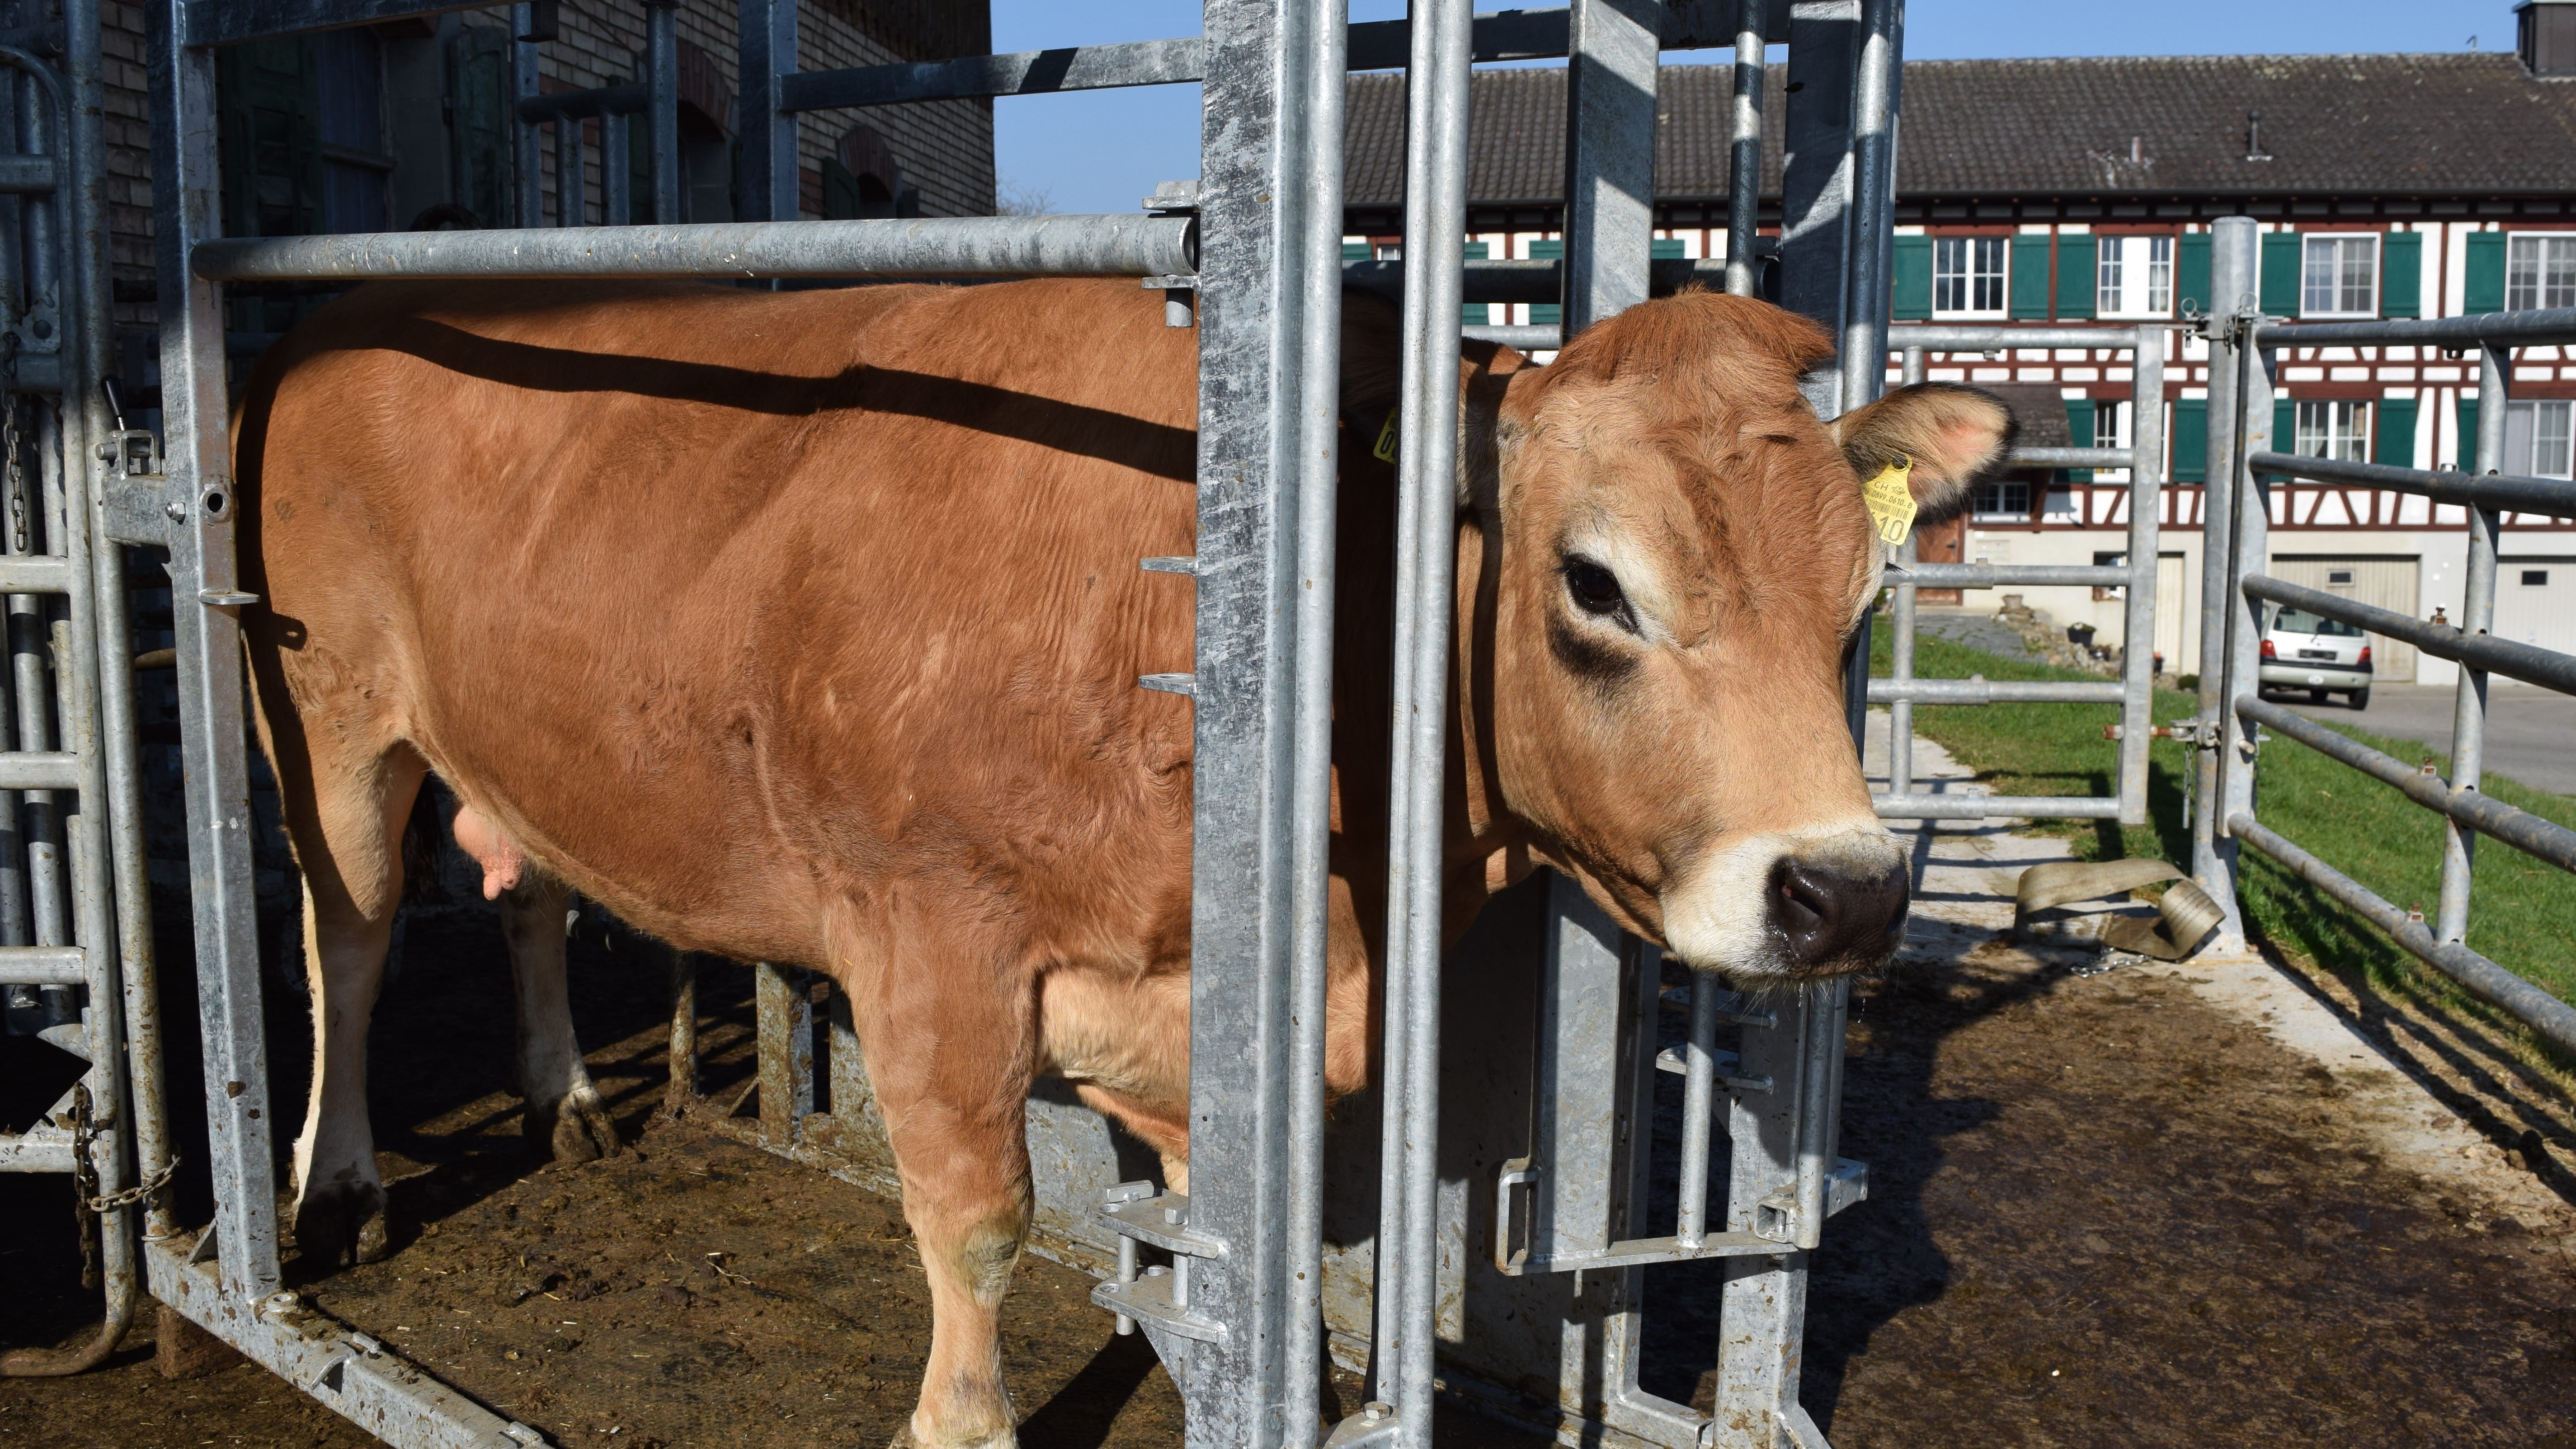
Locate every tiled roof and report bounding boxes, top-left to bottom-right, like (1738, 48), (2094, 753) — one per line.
(1344, 53), (2576, 207)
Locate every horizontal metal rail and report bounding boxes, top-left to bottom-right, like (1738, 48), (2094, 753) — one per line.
(1895, 563), (2126, 588)
(0, 555), (71, 592)
(1874, 793), (2122, 820)
(2236, 696), (2576, 874)
(2246, 451), (2576, 520)
(2251, 304), (2576, 349)
(1887, 324), (2151, 352)
(182, 0), (490, 47)
(2242, 574), (2576, 695)
(1868, 679), (2122, 704)
(516, 82), (650, 123)
(2012, 446), (2131, 469)
(0, 946), (87, 985)
(2229, 812), (2576, 1055)
(0, 751), (81, 790)
(1463, 324), (1560, 350)
(193, 215), (1198, 284)
(0, 1131), (75, 1172)
(0, 154), (53, 192)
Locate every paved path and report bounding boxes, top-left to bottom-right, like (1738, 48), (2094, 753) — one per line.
(2279, 681), (2576, 794)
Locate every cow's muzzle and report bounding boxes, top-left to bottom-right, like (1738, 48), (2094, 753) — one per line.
(1767, 854), (1909, 975)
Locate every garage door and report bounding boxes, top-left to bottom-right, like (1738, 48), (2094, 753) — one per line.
(2271, 555), (2420, 681)
(2493, 557), (2576, 668)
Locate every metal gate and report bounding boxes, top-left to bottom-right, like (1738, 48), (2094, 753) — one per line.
(60, 1), (1915, 1445)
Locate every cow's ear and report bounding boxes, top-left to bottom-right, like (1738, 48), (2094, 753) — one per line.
(1830, 382), (2016, 524)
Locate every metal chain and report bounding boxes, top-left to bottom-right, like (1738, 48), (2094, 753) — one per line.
(1, 339), (23, 553)
(66, 1079), (179, 1214)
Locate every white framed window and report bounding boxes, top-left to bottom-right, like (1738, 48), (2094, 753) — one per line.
(2300, 235), (2378, 318)
(2293, 399), (2371, 461)
(2090, 399), (2133, 480)
(1969, 479), (2030, 520)
(1934, 235), (2006, 316)
(2506, 235), (2576, 312)
(2506, 400), (2574, 479)
(2096, 235), (2173, 316)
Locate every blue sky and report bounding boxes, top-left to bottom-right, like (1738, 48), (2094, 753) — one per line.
(989, 0), (2513, 216)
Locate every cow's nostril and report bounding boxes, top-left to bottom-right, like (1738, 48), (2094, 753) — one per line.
(1769, 857), (1911, 970)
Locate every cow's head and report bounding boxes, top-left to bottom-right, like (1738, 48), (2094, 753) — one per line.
(1465, 289), (2013, 979)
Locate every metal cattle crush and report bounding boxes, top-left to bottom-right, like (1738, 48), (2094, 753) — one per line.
(4, 0), (1921, 1445)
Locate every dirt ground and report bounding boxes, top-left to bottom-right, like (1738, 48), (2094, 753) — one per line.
(3, 897), (2571, 1447)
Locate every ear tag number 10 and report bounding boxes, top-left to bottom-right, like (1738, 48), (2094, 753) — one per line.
(1862, 456), (1916, 547)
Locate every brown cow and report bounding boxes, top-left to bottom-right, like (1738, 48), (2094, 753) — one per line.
(234, 277), (2008, 1448)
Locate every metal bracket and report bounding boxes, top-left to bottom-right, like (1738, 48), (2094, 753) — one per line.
(1653, 1043), (1772, 1094)
(1138, 673), (1194, 696)
(1752, 1158), (1870, 1244)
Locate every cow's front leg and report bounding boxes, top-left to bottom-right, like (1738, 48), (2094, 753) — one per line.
(495, 873), (619, 1162)
(840, 908), (1036, 1449)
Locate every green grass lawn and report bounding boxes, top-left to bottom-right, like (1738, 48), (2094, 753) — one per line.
(1867, 619), (2576, 1023)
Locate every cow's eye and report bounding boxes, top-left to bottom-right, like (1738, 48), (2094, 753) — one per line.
(1563, 558), (1631, 625)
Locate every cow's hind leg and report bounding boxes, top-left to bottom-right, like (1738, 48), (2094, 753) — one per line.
(838, 903), (1036, 1449)
(493, 870), (619, 1162)
(278, 744), (427, 1269)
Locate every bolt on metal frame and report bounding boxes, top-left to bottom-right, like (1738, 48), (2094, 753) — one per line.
(2198, 216), (2576, 1053)
(0, 0), (154, 1381)
(119, 3), (1907, 1447)
(1874, 324), (2168, 826)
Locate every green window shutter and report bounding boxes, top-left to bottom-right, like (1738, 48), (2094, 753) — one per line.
(1650, 237), (1686, 259)
(1343, 241), (1370, 261)
(2464, 232), (2506, 314)
(2171, 399), (2208, 482)
(2457, 396), (2480, 468)
(2063, 398), (2095, 482)
(2374, 396), (2417, 467)
(2055, 235), (2096, 320)
(1462, 240), (1489, 326)
(2273, 398), (2295, 456)
(1891, 235), (1932, 320)
(2260, 232), (2302, 315)
(2379, 231), (2421, 318)
(2176, 232), (2211, 316)
(446, 26), (513, 227)
(1529, 238), (1563, 327)
(2010, 234), (2051, 319)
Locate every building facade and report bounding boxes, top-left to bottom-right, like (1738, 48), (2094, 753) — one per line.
(1345, 2), (2576, 683)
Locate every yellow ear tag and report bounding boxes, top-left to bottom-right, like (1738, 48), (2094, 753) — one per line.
(1861, 456), (1916, 546)
(1372, 410), (1400, 464)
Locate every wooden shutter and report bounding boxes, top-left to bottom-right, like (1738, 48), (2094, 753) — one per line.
(2379, 231), (2421, 318)
(2260, 231), (2301, 315)
(2009, 234), (2050, 319)
(1343, 241), (1370, 261)
(2274, 398), (2295, 457)
(2176, 232), (2211, 315)
(2464, 232), (2507, 314)
(1890, 235), (1931, 320)
(446, 26), (513, 227)
(2063, 397), (2094, 482)
(2171, 398), (2208, 482)
(2457, 396), (2482, 469)
(2374, 396), (2417, 467)
(1463, 240), (1489, 326)
(1529, 238), (1563, 327)
(2055, 234), (2096, 320)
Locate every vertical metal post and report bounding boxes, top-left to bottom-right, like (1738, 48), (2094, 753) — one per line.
(1672, 976), (1722, 1247)
(2117, 326), (2165, 826)
(553, 114), (581, 226)
(1837, 0), (1901, 750)
(1890, 347), (1922, 797)
(148, 0), (281, 1300)
(1173, 0), (1348, 1441)
(601, 113), (629, 226)
(735, 0), (800, 224)
(1776, 0), (1858, 416)
(1559, 0), (1658, 334)
(1374, 2), (1469, 1441)
(2192, 216), (2256, 945)
(645, 0), (681, 225)
(2219, 325), (2275, 867)
(1724, 0), (1766, 298)
(2437, 346), (2508, 942)
(510, 5), (543, 228)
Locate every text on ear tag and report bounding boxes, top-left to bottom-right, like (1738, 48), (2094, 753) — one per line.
(1372, 411), (1400, 464)
(1861, 456), (1916, 546)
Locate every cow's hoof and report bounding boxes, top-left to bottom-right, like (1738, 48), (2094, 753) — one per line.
(292, 1180), (387, 1269)
(888, 1428), (1017, 1449)
(528, 1089), (621, 1165)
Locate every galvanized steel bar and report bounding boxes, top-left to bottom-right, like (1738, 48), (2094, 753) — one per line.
(1889, 345), (1923, 800)
(2235, 695), (2576, 874)
(0, 944), (82, 984)
(2439, 346), (2510, 943)
(2240, 574), (2576, 694)
(551, 113), (580, 226)
(2220, 306), (2275, 863)
(193, 215), (1199, 282)
(1895, 563), (2126, 588)
(600, 112), (628, 226)
(1725, 0), (1766, 296)
(2243, 452), (2576, 518)
(1874, 793), (2124, 820)
(2229, 814), (2576, 1055)
(1559, 0), (1658, 336)
(2117, 328), (2166, 826)
(1837, 0), (1898, 420)
(151, 0), (283, 1302)
(735, 0), (798, 225)
(180, 0), (486, 47)
(2011, 446), (2132, 469)
(0, 555), (70, 591)
(1674, 975), (1723, 1248)
(2191, 217), (2257, 945)
(645, 0), (679, 224)
(1461, 322), (1559, 350)
(515, 81), (647, 124)
(2251, 305), (2576, 349)
(509, 5), (540, 228)
(781, 37), (1207, 112)
(1885, 324), (2148, 352)
(1866, 679), (2122, 705)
